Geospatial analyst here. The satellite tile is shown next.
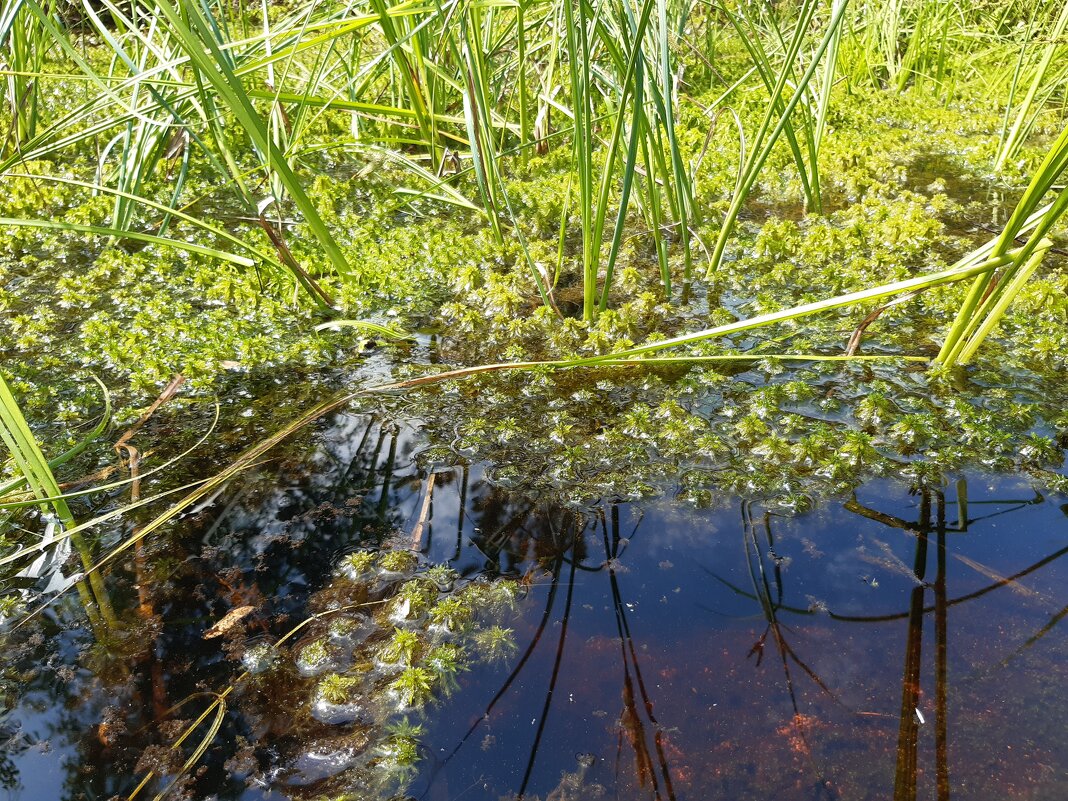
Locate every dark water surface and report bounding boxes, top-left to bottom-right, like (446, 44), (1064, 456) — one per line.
(3, 394), (1068, 801)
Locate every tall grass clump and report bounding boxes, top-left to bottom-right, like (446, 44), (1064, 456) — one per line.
(0, 0), (47, 154)
(706, 0), (849, 277)
(995, 0), (1068, 170)
(938, 121), (1068, 366)
(0, 0), (1064, 350)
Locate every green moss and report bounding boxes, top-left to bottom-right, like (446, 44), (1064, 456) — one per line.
(389, 666), (435, 708)
(428, 595), (473, 633)
(378, 550), (418, 574)
(379, 628), (422, 666)
(297, 639), (337, 673)
(426, 643), (467, 694)
(342, 551), (376, 577)
(317, 673), (360, 705)
(472, 626), (517, 664)
(391, 580), (436, 622)
(423, 564), (458, 591)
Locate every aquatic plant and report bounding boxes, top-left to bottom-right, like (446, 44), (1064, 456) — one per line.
(473, 626), (519, 663)
(378, 718), (424, 783)
(0, 374), (115, 630)
(389, 666), (436, 708)
(297, 638), (338, 675)
(241, 643), (277, 675)
(426, 643), (468, 694)
(317, 673), (360, 705)
(938, 120), (1068, 365)
(2, 0), (1065, 349)
(390, 580), (436, 624)
(428, 595), (474, 633)
(380, 628), (423, 667)
(378, 550), (418, 576)
(341, 551), (376, 579)
(995, 0), (1068, 170)
(423, 564), (459, 592)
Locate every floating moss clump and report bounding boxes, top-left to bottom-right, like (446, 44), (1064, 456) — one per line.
(379, 628), (423, 666)
(378, 550), (418, 575)
(236, 560), (523, 796)
(390, 580), (437, 624)
(473, 626), (518, 664)
(297, 639), (338, 675)
(426, 643), (467, 695)
(329, 616), (359, 639)
(342, 551), (376, 579)
(423, 564), (458, 592)
(241, 643), (278, 675)
(378, 718), (425, 783)
(389, 666), (436, 708)
(317, 673), (361, 705)
(428, 596), (473, 633)
(460, 579), (520, 615)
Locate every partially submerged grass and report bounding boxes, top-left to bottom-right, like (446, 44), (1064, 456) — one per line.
(2, 0), (1061, 332)
(2, 0), (1068, 664)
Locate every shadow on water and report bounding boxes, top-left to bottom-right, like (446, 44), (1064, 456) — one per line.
(2, 396), (1068, 801)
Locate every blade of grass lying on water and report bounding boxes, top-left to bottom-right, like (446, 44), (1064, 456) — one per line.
(0, 402), (219, 514)
(313, 319), (415, 340)
(0, 217), (258, 266)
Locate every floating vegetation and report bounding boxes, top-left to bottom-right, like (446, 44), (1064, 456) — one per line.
(222, 547), (523, 798)
(2, 1), (1068, 799)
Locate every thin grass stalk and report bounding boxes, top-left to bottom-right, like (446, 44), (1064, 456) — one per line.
(0, 390), (109, 500)
(368, 0), (439, 162)
(437, 0), (555, 308)
(734, 3), (819, 212)
(655, 0), (692, 279)
(639, 124), (672, 293)
(1, 0), (36, 154)
(150, 0), (352, 281)
(598, 56), (644, 311)
(0, 4), (449, 173)
(951, 242), (1051, 364)
(562, 0), (597, 320)
(998, 13), (1036, 163)
(706, 0), (849, 279)
(939, 191), (1067, 365)
(995, 0), (1068, 171)
(812, 0), (845, 201)
(460, 3), (505, 241)
(592, 0), (658, 309)
(517, 0), (530, 163)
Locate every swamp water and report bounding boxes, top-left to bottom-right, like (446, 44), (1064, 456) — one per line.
(2, 364), (1068, 801)
(3, 148), (1068, 801)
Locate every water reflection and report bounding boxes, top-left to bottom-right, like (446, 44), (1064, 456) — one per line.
(1, 406), (1067, 801)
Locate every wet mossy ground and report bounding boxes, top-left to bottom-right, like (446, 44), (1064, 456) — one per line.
(3, 81), (1067, 514)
